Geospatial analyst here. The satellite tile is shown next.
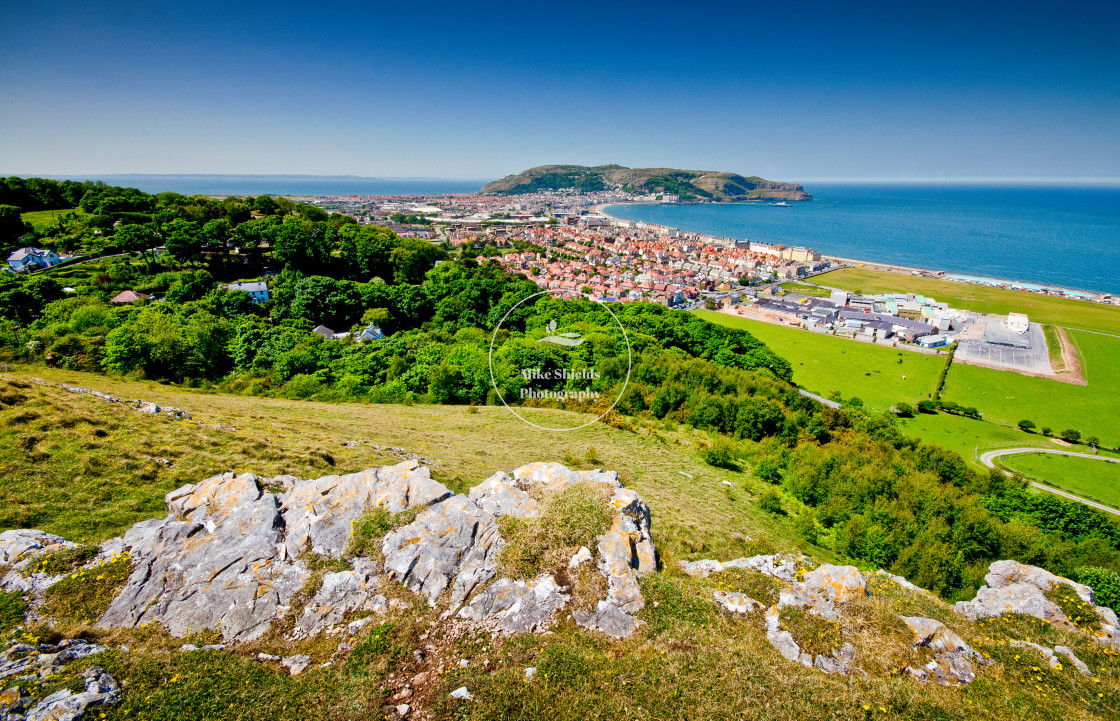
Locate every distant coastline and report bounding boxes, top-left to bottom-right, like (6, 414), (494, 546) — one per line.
(599, 200), (1115, 303)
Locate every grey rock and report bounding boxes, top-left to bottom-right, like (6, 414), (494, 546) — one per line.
(803, 564), (866, 603)
(458, 575), (569, 634)
(572, 600), (639, 639)
(0, 530), (76, 566)
(902, 616), (979, 686)
(713, 591), (763, 614)
(954, 583), (1068, 625)
(281, 654), (312, 676)
(25, 666), (119, 721)
(568, 547), (592, 568)
(178, 644), (199, 652)
(294, 558), (384, 639)
(595, 488), (656, 614)
(382, 494), (502, 608)
(449, 686), (472, 700)
(524, 666), (536, 680)
(96, 461), (449, 642)
(679, 559), (726, 577)
(284, 460), (452, 559)
(1053, 645), (1092, 676)
(814, 653), (849, 674)
(764, 606), (801, 662)
(396, 703), (411, 717)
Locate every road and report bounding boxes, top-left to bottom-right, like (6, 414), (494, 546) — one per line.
(978, 447), (1120, 516)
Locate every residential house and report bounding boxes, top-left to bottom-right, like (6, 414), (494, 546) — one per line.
(110, 290), (151, 304)
(228, 281), (270, 304)
(7, 247), (61, 272)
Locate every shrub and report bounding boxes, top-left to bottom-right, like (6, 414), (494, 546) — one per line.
(700, 437), (738, 470)
(1072, 566), (1120, 612)
(281, 373), (324, 399)
(1018, 419), (1036, 432)
(1059, 429), (1082, 444)
(893, 402), (914, 417)
(759, 488), (785, 516)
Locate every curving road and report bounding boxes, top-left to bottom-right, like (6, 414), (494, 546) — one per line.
(978, 448), (1120, 516)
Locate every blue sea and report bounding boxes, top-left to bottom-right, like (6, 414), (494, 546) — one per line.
(604, 184), (1120, 296)
(38, 174), (490, 197)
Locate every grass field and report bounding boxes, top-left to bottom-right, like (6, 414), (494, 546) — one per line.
(1002, 452), (1120, 509)
(778, 282), (831, 298)
(20, 207), (88, 231)
(816, 267), (1120, 335)
(941, 329), (1120, 447)
(694, 310), (943, 410)
(0, 366), (815, 563)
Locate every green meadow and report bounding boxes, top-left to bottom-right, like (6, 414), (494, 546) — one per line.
(693, 310), (944, 410)
(941, 330), (1120, 447)
(20, 206), (88, 231)
(815, 267), (1120, 336)
(1002, 452), (1120, 510)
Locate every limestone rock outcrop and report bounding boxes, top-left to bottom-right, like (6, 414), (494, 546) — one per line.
(954, 560), (1119, 644)
(97, 460), (448, 641)
(901, 616), (982, 685)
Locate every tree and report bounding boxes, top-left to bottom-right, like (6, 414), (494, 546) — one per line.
(1041, 427), (1052, 436)
(162, 218), (204, 265)
(1084, 436), (1100, 452)
(113, 223), (159, 271)
(201, 218), (232, 251)
(1018, 419), (1036, 432)
(1059, 428), (1082, 444)
(917, 399), (937, 413)
(0, 204), (32, 249)
(253, 195), (279, 215)
(893, 402), (914, 417)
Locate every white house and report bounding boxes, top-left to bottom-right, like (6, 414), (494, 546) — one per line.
(7, 247), (61, 272)
(1007, 312), (1029, 334)
(357, 322), (383, 342)
(227, 281), (270, 304)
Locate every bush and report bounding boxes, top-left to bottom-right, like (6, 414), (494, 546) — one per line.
(1059, 428), (1082, 444)
(281, 373), (324, 399)
(1018, 419), (1036, 432)
(893, 402), (914, 417)
(759, 488), (785, 516)
(700, 437), (738, 470)
(1072, 566), (1120, 612)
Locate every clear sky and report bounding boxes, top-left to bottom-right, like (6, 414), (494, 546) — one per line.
(1, 0), (1117, 181)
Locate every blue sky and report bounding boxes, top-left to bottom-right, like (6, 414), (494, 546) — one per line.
(1, 0), (1117, 181)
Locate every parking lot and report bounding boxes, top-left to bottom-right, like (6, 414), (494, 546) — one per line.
(955, 317), (1051, 374)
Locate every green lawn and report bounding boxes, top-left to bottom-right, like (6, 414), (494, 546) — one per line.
(1002, 452), (1120, 509)
(941, 330), (1120, 447)
(694, 310), (943, 410)
(816, 267), (1120, 336)
(778, 282), (832, 298)
(20, 207), (88, 231)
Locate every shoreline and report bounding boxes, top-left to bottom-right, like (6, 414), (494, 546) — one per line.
(596, 202), (1114, 304)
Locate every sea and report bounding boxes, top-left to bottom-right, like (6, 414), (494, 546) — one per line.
(603, 184), (1120, 297)
(38, 174), (489, 197)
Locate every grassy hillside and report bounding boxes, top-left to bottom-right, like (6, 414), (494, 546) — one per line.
(20, 206), (89, 231)
(3, 369), (1120, 721)
(816, 267), (1120, 335)
(0, 366), (810, 561)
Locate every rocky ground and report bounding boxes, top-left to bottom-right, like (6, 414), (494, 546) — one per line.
(1, 461), (1118, 719)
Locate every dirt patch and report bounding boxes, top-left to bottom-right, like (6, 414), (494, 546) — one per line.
(1055, 326), (1086, 384)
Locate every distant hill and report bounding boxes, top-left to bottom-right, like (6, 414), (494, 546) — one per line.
(480, 164), (812, 201)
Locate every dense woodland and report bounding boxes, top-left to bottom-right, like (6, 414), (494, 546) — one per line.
(1, 176), (1118, 603)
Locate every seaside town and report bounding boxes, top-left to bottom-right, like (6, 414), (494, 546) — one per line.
(4, 187), (1109, 376)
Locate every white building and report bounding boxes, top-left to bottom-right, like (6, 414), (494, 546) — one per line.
(7, 247), (61, 272)
(228, 281), (270, 304)
(1007, 312), (1029, 334)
